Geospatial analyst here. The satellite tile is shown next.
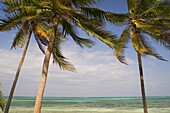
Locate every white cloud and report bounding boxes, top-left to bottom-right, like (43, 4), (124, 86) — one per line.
(0, 42), (170, 97)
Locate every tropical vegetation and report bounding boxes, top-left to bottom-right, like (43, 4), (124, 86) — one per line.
(106, 0), (170, 113)
(0, 89), (5, 112)
(0, 0), (119, 113)
(1, 0), (170, 113)
(28, 1), (118, 112)
(0, 1), (53, 113)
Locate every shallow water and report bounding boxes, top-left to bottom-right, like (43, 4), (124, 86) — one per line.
(1, 97), (170, 113)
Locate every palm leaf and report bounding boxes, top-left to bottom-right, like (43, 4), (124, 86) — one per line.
(0, 9), (41, 31)
(137, 22), (170, 50)
(60, 19), (94, 48)
(34, 34), (46, 54)
(55, 30), (68, 42)
(71, 0), (99, 7)
(11, 22), (29, 49)
(81, 7), (129, 26)
(153, 18), (170, 24)
(146, 30), (170, 50)
(114, 27), (131, 64)
(2, 0), (38, 13)
(139, 0), (170, 19)
(126, 0), (141, 15)
(52, 40), (75, 72)
(73, 16), (117, 48)
(131, 30), (148, 54)
(134, 20), (170, 30)
(139, 33), (166, 61)
(33, 24), (49, 46)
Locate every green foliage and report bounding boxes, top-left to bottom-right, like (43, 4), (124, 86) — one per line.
(11, 22), (30, 48)
(109, 0), (170, 64)
(0, 0), (49, 51)
(71, 13), (117, 48)
(52, 40), (76, 72)
(0, 90), (5, 112)
(81, 7), (129, 26)
(114, 27), (130, 64)
(0, 0), (117, 71)
(61, 19), (94, 48)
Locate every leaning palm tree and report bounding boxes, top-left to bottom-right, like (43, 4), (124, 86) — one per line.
(1, 0), (118, 113)
(20, 0), (119, 113)
(0, 1), (51, 113)
(103, 0), (170, 113)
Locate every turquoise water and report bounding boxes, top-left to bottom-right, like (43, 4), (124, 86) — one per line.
(1, 97), (170, 113)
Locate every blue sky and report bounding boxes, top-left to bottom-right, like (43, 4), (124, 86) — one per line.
(0, 0), (170, 97)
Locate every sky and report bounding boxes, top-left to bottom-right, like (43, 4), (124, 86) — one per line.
(0, 0), (170, 97)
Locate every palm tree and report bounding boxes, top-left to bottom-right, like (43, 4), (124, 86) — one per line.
(105, 0), (170, 113)
(4, 34), (31, 113)
(21, 0), (119, 113)
(0, 1), (51, 113)
(0, 88), (5, 112)
(1, 0), (118, 113)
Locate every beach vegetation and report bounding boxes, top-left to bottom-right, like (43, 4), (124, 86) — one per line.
(0, 0), (118, 113)
(0, 89), (5, 111)
(0, 1), (52, 112)
(106, 0), (170, 113)
(31, 0), (118, 112)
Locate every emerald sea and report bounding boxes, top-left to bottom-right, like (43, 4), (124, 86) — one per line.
(1, 96), (170, 113)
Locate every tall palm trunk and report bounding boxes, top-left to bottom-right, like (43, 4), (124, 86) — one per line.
(137, 52), (148, 113)
(4, 31), (32, 113)
(34, 17), (60, 113)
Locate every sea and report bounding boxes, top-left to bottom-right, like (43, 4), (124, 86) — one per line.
(1, 96), (170, 113)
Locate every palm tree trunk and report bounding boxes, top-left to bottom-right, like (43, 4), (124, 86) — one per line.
(4, 31), (32, 113)
(34, 17), (60, 113)
(137, 52), (148, 113)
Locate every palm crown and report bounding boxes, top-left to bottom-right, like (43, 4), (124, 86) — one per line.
(111, 0), (170, 64)
(1, 0), (118, 71)
(0, 0), (51, 52)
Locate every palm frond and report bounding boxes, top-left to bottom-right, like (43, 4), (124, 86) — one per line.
(139, 33), (166, 61)
(114, 27), (131, 64)
(34, 34), (46, 54)
(33, 24), (49, 46)
(0, 9), (41, 31)
(53, 0), (98, 8)
(71, 0), (99, 7)
(73, 17), (117, 48)
(40, 22), (53, 36)
(139, 0), (170, 19)
(137, 22), (170, 50)
(135, 20), (170, 30)
(0, 12), (22, 31)
(11, 22), (30, 49)
(131, 30), (148, 55)
(52, 40), (76, 72)
(2, 0), (37, 13)
(60, 19), (94, 48)
(71, 13), (104, 27)
(153, 18), (170, 24)
(81, 7), (129, 26)
(56, 30), (68, 42)
(149, 31), (170, 50)
(126, 0), (141, 15)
